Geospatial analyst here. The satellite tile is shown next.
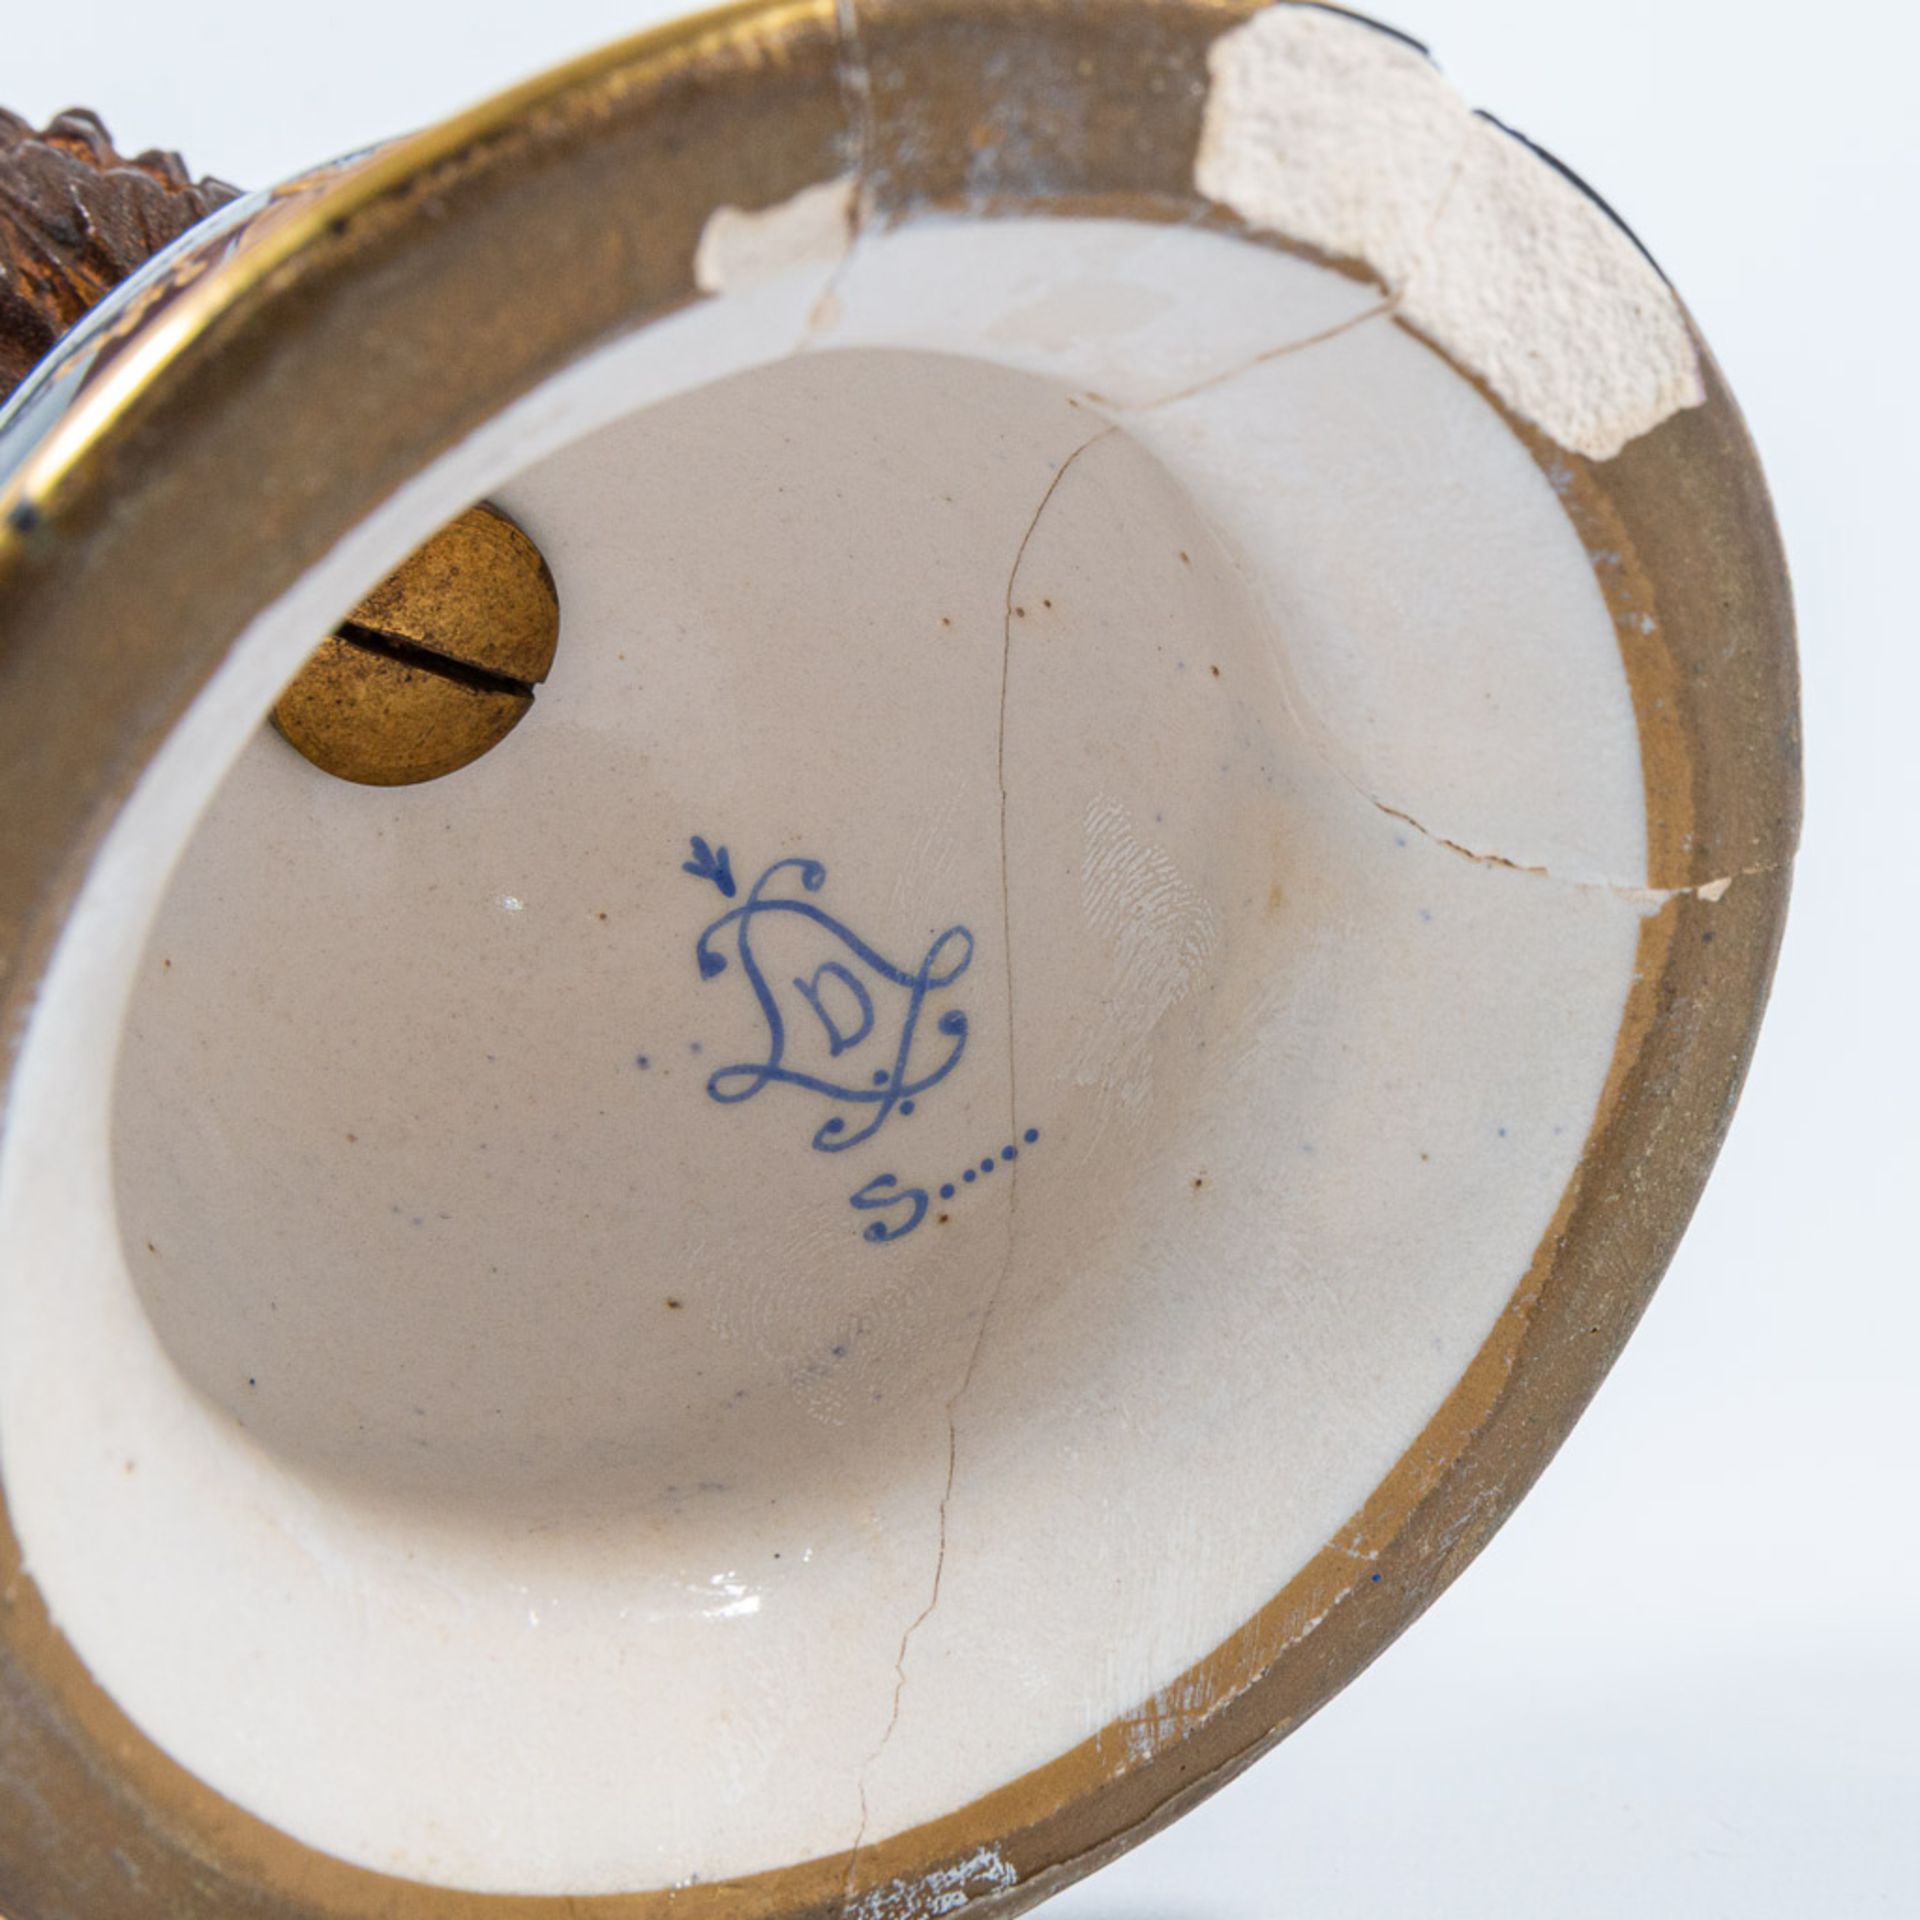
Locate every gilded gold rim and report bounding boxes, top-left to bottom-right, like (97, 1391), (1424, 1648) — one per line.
(0, 1), (1799, 1914)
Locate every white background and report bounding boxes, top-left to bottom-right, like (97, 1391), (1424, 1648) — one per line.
(9, 2), (1917, 1913)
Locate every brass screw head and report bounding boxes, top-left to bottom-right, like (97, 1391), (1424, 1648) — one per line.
(272, 503), (559, 785)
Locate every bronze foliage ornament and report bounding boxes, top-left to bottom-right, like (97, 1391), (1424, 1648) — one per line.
(0, 107), (239, 404)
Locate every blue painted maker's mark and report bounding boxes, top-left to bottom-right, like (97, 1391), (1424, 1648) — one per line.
(688, 842), (973, 1155)
(849, 1173), (928, 1243)
(794, 962), (874, 1057)
(683, 835), (736, 900)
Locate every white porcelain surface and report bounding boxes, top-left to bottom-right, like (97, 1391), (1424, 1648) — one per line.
(0, 217), (1650, 1892)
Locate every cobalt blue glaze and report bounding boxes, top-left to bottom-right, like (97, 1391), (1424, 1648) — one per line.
(688, 843), (973, 1154)
(686, 838), (1043, 1244)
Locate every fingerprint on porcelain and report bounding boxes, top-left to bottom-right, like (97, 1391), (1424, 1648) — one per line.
(1070, 794), (1219, 1123)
